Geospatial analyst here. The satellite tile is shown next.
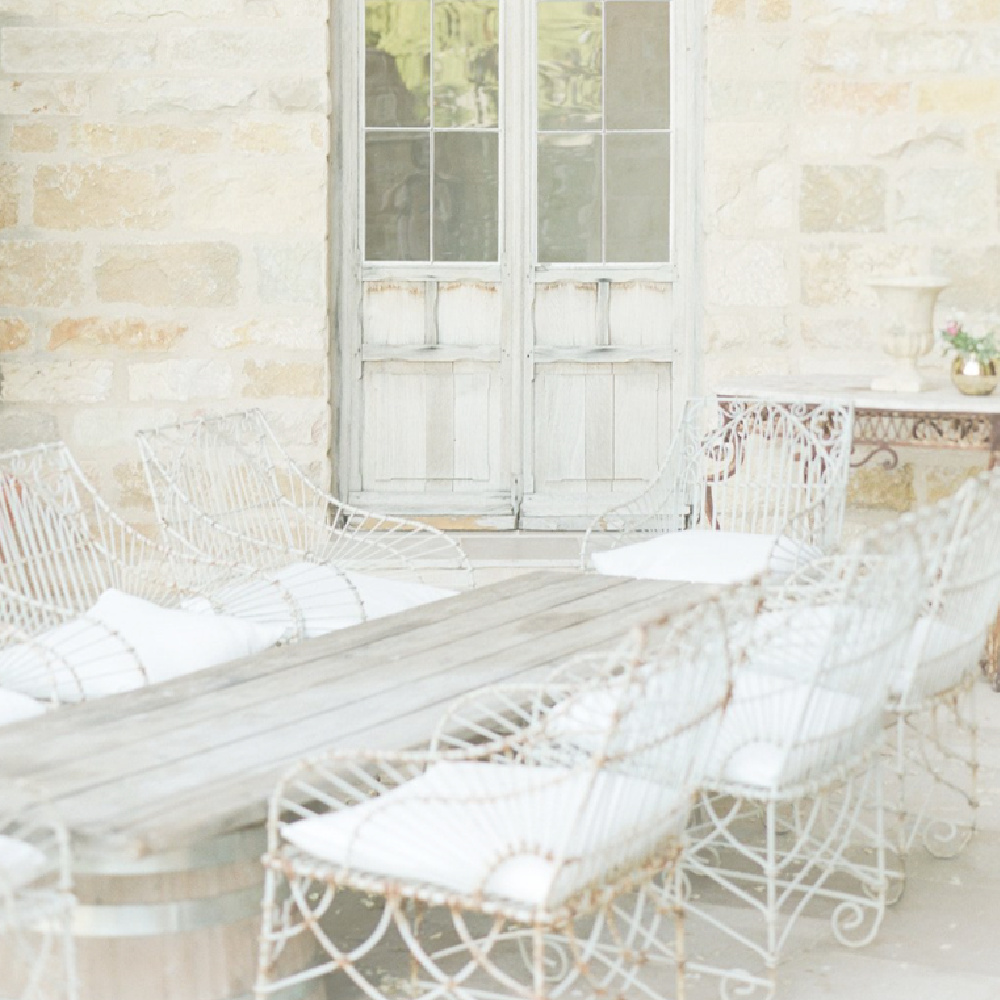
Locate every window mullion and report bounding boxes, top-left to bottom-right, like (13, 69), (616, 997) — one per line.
(428, 0), (435, 262)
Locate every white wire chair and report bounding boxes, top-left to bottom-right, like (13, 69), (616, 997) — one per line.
(885, 470), (1000, 864)
(0, 780), (76, 1000)
(678, 504), (935, 1000)
(0, 443), (298, 708)
(136, 409), (475, 632)
(254, 587), (758, 1000)
(581, 397), (855, 584)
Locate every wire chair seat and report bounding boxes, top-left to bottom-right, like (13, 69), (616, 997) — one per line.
(0, 781), (76, 1000)
(581, 397), (854, 584)
(0, 443), (295, 713)
(255, 589), (756, 1000)
(136, 409), (475, 637)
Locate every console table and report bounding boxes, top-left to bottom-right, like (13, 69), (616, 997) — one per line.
(716, 373), (1000, 472)
(717, 373), (1000, 688)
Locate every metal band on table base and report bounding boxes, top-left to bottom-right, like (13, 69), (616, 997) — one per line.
(70, 827), (321, 1000)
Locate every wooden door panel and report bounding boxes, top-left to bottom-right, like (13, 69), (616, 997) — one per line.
(356, 278), (511, 519)
(609, 281), (673, 347)
(363, 280), (424, 347)
(530, 361), (672, 496)
(437, 282), (502, 348)
(360, 361), (504, 511)
(533, 283), (598, 348)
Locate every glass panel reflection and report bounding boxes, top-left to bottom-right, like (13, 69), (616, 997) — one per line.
(434, 1), (500, 128)
(365, 0), (431, 127)
(366, 132), (431, 260)
(537, 1), (603, 131)
(606, 1), (670, 130)
(435, 132), (499, 261)
(606, 132), (670, 262)
(537, 133), (601, 263)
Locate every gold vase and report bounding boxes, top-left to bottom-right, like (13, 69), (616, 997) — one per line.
(951, 356), (1000, 395)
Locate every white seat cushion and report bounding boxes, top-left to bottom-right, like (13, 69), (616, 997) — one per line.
(892, 616), (984, 701)
(193, 562), (456, 640)
(591, 531), (803, 584)
(0, 589), (285, 702)
(0, 688), (46, 727)
(283, 762), (685, 909)
(0, 834), (48, 889)
(709, 671), (864, 790)
(548, 669), (864, 793)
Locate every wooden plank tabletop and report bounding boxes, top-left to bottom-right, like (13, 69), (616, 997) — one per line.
(0, 571), (705, 862)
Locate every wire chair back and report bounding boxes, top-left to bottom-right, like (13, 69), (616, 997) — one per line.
(138, 409), (475, 587)
(691, 398), (853, 544)
(136, 410), (299, 565)
(716, 507), (933, 795)
(0, 445), (120, 627)
(899, 470), (1000, 706)
(582, 397), (854, 564)
(0, 779), (75, 1000)
(272, 588), (756, 914)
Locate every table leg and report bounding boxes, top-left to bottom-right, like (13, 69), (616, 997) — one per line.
(987, 610), (1000, 692)
(986, 418), (1000, 690)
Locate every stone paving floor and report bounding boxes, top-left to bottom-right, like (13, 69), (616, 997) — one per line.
(758, 677), (1000, 1000)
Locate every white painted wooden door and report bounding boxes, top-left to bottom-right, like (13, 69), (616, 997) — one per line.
(335, 0), (699, 529)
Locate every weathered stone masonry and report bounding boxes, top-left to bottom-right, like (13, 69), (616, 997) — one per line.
(1, 0), (999, 524)
(0, 0), (332, 523)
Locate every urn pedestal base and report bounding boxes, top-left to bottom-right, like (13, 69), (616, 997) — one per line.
(868, 275), (950, 393)
(870, 370), (929, 393)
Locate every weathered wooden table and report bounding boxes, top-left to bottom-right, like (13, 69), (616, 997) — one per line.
(0, 570), (702, 1000)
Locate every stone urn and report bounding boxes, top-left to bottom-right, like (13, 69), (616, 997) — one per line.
(868, 275), (950, 392)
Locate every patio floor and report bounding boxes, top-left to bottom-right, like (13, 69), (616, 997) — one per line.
(761, 674), (1000, 1000)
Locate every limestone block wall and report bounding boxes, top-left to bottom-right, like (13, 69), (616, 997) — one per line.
(704, 0), (1000, 512)
(2, 0), (996, 526)
(0, 0), (331, 522)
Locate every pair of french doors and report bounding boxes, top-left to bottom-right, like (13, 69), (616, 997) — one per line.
(334, 0), (700, 528)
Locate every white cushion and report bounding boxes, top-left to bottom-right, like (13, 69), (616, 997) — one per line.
(709, 671), (864, 790)
(0, 688), (46, 727)
(0, 834), (48, 889)
(0, 589), (285, 702)
(749, 607), (981, 704)
(193, 562), (456, 639)
(892, 616), (984, 701)
(283, 762), (685, 909)
(591, 531), (806, 584)
(547, 668), (864, 793)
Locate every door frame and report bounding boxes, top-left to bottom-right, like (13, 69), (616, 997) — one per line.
(330, 0), (705, 520)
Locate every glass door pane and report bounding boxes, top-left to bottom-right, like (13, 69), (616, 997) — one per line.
(365, 0), (501, 263)
(536, 0), (671, 265)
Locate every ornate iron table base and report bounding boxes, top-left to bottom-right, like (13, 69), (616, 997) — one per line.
(851, 409), (1000, 473)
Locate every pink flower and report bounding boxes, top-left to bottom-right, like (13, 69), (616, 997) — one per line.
(943, 321), (961, 338)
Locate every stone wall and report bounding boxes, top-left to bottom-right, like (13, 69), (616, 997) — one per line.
(2, 0), (997, 525)
(703, 0), (1000, 511)
(0, 0), (331, 522)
